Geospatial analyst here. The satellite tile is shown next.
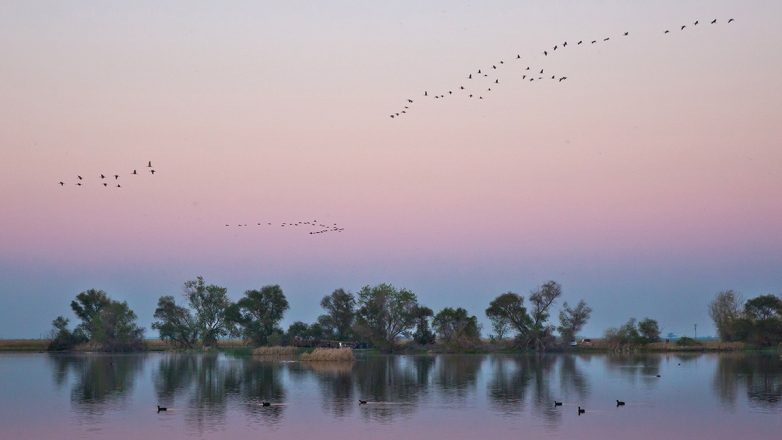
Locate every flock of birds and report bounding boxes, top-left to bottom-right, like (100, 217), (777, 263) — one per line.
(389, 17), (735, 119)
(58, 161), (156, 188)
(224, 220), (345, 235)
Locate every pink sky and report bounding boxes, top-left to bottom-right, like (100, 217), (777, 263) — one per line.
(0, 1), (780, 338)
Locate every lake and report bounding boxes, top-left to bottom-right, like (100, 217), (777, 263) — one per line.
(0, 352), (779, 439)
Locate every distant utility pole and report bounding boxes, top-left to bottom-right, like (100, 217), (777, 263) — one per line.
(694, 323), (697, 339)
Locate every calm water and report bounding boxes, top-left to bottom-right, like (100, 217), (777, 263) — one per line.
(0, 352), (779, 439)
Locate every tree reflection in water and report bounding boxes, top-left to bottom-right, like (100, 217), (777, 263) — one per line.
(603, 354), (663, 385)
(47, 354), (144, 418)
(713, 353), (782, 410)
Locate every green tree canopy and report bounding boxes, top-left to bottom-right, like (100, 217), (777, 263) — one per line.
(152, 295), (198, 348)
(412, 305), (436, 345)
(229, 285), (289, 346)
(709, 290), (743, 341)
(90, 300), (145, 352)
(319, 288), (356, 340)
(354, 283), (419, 352)
(557, 300), (592, 343)
(638, 318), (661, 343)
(432, 307), (480, 350)
(183, 276), (234, 347)
(70, 289), (110, 339)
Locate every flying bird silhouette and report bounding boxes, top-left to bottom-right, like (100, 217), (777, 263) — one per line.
(728, 18), (734, 23)
(59, 181), (64, 186)
(147, 161), (152, 167)
(711, 19), (717, 24)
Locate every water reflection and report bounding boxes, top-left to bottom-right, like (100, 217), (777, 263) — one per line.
(40, 351), (782, 435)
(48, 354), (144, 408)
(713, 353), (782, 410)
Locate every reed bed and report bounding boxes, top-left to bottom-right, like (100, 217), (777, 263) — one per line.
(300, 347), (354, 362)
(252, 346), (298, 357)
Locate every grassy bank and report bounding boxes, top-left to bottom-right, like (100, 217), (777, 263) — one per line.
(0, 339), (50, 351)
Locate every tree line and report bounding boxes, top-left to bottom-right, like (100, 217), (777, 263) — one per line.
(48, 277), (595, 352)
(47, 276), (781, 352)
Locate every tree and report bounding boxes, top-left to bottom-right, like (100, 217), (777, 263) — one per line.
(320, 289), (356, 340)
(527, 281), (562, 350)
(47, 316), (84, 351)
(183, 276), (234, 347)
(605, 318), (640, 346)
(709, 290), (742, 341)
(70, 289), (110, 339)
(152, 296), (198, 348)
(558, 300), (592, 343)
(287, 321), (310, 341)
(638, 318), (661, 343)
(90, 300), (145, 352)
(488, 312), (511, 341)
(412, 305), (436, 345)
(486, 292), (532, 343)
(432, 307), (480, 350)
(743, 295), (782, 321)
(229, 285), (289, 346)
(353, 283), (419, 352)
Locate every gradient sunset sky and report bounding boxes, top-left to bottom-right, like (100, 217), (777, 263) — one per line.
(1, 1), (780, 338)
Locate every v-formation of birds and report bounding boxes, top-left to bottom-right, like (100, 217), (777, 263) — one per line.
(389, 17), (735, 118)
(59, 161), (156, 188)
(225, 220), (345, 236)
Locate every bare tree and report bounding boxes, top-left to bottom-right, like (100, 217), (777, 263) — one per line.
(708, 290), (742, 341)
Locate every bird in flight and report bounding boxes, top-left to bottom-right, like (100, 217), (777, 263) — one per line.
(147, 161), (152, 168)
(114, 174), (119, 179)
(623, 32), (629, 36)
(77, 175), (83, 180)
(694, 20), (699, 26)
(103, 183), (108, 187)
(577, 40), (583, 45)
(681, 25), (686, 30)
(664, 30), (670, 34)
(150, 169), (156, 175)
(59, 181), (64, 186)
(132, 169), (137, 175)
(728, 18), (734, 23)
(100, 174), (105, 179)
(543, 50), (548, 56)
(711, 19), (717, 24)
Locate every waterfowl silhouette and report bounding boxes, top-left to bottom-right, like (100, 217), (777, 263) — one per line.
(578, 406), (586, 415)
(578, 40), (583, 45)
(554, 401), (563, 407)
(157, 405), (167, 413)
(711, 19), (717, 24)
(616, 400), (626, 407)
(624, 31), (629, 36)
(681, 25), (686, 30)
(728, 18), (734, 23)
(132, 170), (137, 175)
(114, 174), (119, 179)
(262, 402), (271, 407)
(664, 30), (670, 34)
(77, 175), (83, 180)
(100, 174), (105, 179)
(359, 400), (367, 405)
(103, 183), (108, 187)
(59, 181), (64, 186)
(150, 169), (155, 174)
(656, 374), (661, 378)
(543, 50), (548, 56)
(147, 161), (152, 168)
(694, 20), (699, 26)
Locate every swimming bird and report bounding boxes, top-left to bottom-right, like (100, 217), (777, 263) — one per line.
(157, 405), (167, 413)
(147, 161), (152, 168)
(656, 374), (661, 378)
(578, 406), (586, 415)
(262, 402), (271, 407)
(359, 400), (367, 405)
(554, 401), (563, 407)
(616, 400), (626, 407)
(711, 19), (717, 24)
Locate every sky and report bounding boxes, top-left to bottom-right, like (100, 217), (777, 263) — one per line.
(1, 1), (780, 339)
